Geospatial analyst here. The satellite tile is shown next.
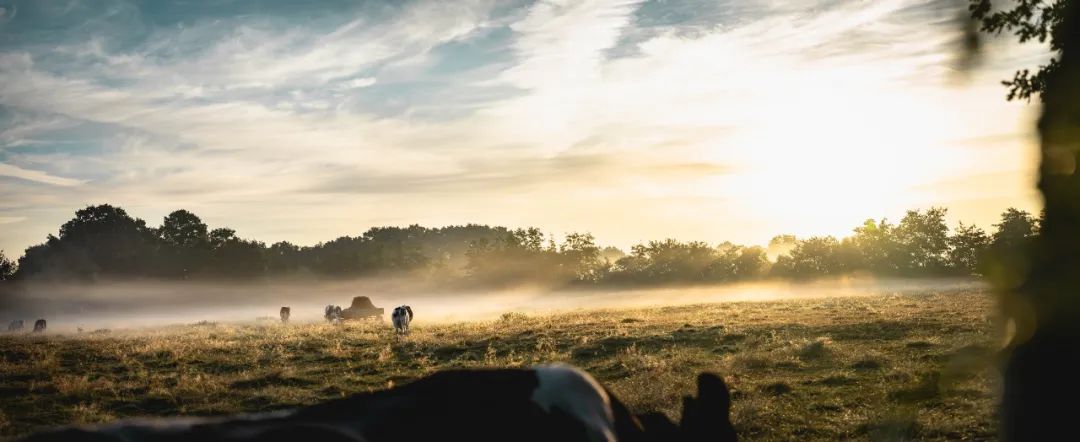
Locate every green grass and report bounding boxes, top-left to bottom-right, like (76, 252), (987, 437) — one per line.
(0, 286), (999, 440)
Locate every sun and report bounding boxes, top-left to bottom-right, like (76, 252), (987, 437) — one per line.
(722, 82), (972, 238)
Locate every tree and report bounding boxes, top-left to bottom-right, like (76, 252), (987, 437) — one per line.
(895, 208), (951, 274)
(266, 241), (302, 274)
(209, 236), (267, 278)
(208, 227), (237, 249)
(969, 3), (1080, 437)
(559, 233), (602, 282)
(599, 246), (626, 262)
(769, 236), (847, 278)
(311, 236), (365, 275)
(630, 239), (718, 282)
(732, 246), (769, 280)
(464, 228), (562, 286)
(508, 228), (546, 252)
(157, 210), (211, 277)
(969, 0), (1067, 101)
(358, 226), (430, 273)
(770, 254), (797, 278)
(947, 222), (990, 275)
(158, 210), (209, 248)
(991, 207), (1038, 249)
(45, 204), (158, 278)
(835, 237), (864, 274)
(766, 234), (797, 260)
(705, 245), (740, 281)
(0, 250), (15, 280)
(851, 219), (902, 274)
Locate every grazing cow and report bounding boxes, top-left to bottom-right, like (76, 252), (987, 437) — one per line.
(33, 319), (46, 333)
(391, 305), (413, 335)
(8, 320), (23, 332)
(18, 364), (737, 442)
(280, 307), (291, 324)
(324, 305), (343, 324)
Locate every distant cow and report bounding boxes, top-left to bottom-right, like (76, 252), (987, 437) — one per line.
(18, 364), (738, 442)
(392, 305), (413, 335)
(8, 320), (23, 332)
(280, 307), (291, 324)
(324, 305), (343, 324)
(33, 319), (46, 333)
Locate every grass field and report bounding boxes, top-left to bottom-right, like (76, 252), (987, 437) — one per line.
(0, 285), (999, 440)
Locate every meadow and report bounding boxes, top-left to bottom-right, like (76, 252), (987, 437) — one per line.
(0, 285), (999, 441)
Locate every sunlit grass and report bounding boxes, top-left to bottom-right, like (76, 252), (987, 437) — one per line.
(0, 286), (997, 440)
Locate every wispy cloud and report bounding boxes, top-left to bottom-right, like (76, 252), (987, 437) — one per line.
(0, 163), (85, 186)
(0, 216), (25, 225)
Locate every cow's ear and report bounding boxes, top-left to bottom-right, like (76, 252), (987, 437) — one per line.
(679, 373), (737, 442)
(696, 373), (732, 415)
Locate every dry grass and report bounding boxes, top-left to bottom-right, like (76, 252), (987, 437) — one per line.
(0, 286), (998, 440)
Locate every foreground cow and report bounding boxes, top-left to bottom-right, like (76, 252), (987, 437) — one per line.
(280, 307), (291, 324)
(33, 319), (46, 333)
(8, 320), (23, 332)
(19, 364), (737, 442)
(324, 305), (343, 324)
(391, 305), (413, 335)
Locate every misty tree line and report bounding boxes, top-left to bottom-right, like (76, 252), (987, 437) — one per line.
(0, 204), (1041, 286)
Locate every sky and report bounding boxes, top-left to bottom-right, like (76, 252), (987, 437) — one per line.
(0, 0), (1051, 256)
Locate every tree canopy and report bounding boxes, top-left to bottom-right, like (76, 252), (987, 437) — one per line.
(969, 0), (1067, 101)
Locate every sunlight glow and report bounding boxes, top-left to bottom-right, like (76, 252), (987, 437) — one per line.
(0, 0), (1048, 253)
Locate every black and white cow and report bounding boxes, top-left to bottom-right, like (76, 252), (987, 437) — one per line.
(280, 307), (291, 324)
(391, 305), (413, 335)
(8, 320), (23, 332)
(33, 319), (46, 333)
(324, 305), (343, 324)
(18, 364), (737, 442)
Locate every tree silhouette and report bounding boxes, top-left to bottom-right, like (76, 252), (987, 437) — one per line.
(766, 234), (797, 260)
(0, 250), (14, 280)
(266, 241), (302, 274)
(18, 204), (159, 279)
(3, 204), (1050, 287)
(969, 0), (1067, 101)
(731, 245), (770, 280)
(851, 219), (902, 274)
(157, 210), (212, 277)
(159, 210), (209, 248)
(970, 1), (1080, 438)
(991, 208), (1038, 249)
(947, 222), (990, 275)
(782, 236), (845, 277)
(895, 208), (951, 274)
(599, 246), (626, 262)
(559, 233), (603, 282)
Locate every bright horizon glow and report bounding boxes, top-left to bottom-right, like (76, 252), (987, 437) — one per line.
(0, 0), (1048, 255)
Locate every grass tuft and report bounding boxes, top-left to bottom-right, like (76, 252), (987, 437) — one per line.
(796, 337), (832, 361)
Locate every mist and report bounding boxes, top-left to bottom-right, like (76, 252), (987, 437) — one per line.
(0, 277), (985, 333)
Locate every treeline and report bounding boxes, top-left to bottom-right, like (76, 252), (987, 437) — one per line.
(0, 205), (1041, 287)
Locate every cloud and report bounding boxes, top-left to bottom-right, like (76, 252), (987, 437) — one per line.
(0, 216), (25, 225)
(0, 163), (85, 186)
(303, 153), (732, 195)
(340, 77), (378, 89)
